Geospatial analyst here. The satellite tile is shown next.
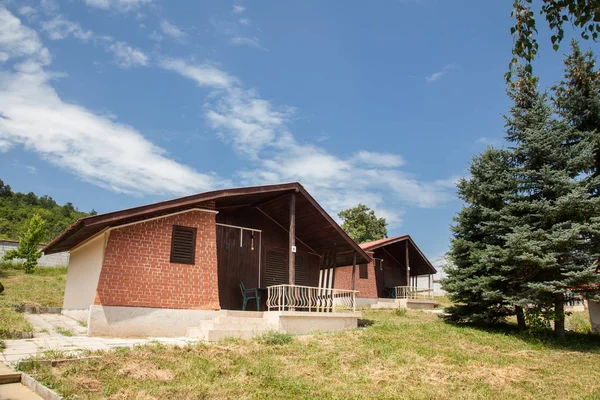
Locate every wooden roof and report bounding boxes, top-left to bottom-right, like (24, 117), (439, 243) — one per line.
(360, 235), (436, 274)
(43, 182), (370, 266)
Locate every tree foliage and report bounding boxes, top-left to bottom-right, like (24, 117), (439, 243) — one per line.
(445, 45), (600, 336)
(3, 214), (47, 274)
(0, 179), (91, 243)
(338, 204), (388, 244)
(509, 0), (600, 79)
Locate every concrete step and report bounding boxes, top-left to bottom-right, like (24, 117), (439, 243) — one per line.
(214, 316), (269, 324)
(200, 322), (272, 331)
(205, 329), (269, 342)
(370, 301), (400, 309)
(406, 300), (436, 310)
(222, 310), (264, 318)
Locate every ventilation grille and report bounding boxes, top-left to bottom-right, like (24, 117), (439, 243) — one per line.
(170, 225), (197, 265)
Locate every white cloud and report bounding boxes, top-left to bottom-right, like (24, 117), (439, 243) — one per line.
(84, 0), (111, 9)
(425, 64), (459, 83)
(108, 41), (148, 68)
(211, 11), (263, 50)
(230, 36), (264, 49)
(160, 20), (185, 38)
(84, 0), (151, 12)
(0, 8), (51, 65)
(353, 151), (405, 168)
(17, 6), (37, 18)
(425, 71), (446, 83)
(162, 58), (457, 226)
(0, 8), (223, 196)
(233, 5), (246, 13)
(0, 138), (13, 152)
(159, 58), (236, 89)
(41, 15), (93, 41)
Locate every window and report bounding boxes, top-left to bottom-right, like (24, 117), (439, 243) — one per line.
(359, 263), (368, 279)
(170, 225), (197, 264)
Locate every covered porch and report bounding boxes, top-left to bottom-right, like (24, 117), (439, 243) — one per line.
(366, 236), (437, 301)
(212, 184), (370, 313)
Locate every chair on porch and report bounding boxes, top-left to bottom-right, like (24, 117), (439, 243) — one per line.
(240, 282), (261, 311)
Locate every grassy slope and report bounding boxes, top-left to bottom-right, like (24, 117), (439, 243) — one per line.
(22, 310), (600, 400)
(0, 264), (67, 338)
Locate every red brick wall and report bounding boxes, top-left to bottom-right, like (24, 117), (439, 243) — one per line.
(94, 206), (220, 310)
(334, 255), (379, 298)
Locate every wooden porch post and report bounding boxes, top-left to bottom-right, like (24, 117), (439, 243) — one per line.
(405, 240), (410, 288)
(288, 192), (296, 285)
(351, 252), (357, 291)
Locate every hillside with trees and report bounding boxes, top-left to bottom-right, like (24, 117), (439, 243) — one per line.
(0, 179), (94, 243)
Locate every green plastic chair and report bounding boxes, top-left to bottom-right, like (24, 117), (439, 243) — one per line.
(240, 282), (261, 311)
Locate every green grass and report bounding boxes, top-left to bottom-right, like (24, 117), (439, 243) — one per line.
(20, 310), (600, 400)
(54, 327), (75, 337)
(567, 311), (592, 334)
(0, 264), (67, 339)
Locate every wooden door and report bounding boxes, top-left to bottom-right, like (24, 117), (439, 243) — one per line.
(216, 225), (260, 310)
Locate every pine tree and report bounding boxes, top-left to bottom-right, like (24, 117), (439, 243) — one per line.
(553, 40), (600, 179)
(504, 67), (600, 337)
(553, 40), (600, 311)
(444, 148), (519, 325)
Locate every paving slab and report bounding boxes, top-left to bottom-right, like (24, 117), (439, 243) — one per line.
(0, 383), (43, 400)
(1, 314), (200, 365)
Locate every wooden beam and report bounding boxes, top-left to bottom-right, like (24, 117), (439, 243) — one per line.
(288, 192), (296, 285)
(351, 252), (357, 291)
(251, 191), (292, 209)
(255, 206), (322, 258)
(405, 240), (410, 287)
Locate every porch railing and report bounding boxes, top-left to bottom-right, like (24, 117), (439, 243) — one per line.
(394, 286), (434, 300)
(267, 284), (357, 313)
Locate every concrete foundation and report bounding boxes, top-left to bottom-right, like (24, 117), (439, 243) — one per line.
(61, 309), (90, 324)
(263, 311), (361, 335)
(589, 300), (600, 334)
(88, 305), (219, 338)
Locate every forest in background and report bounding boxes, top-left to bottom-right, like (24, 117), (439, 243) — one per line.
(0, 179), (93, 244)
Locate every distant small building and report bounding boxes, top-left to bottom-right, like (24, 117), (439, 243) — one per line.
(0, 239), (69, 267)
(334, 235), (437, 309)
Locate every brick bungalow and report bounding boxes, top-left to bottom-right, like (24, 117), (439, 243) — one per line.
(43, 183), (370, 338)
(334, 235), (437, 309)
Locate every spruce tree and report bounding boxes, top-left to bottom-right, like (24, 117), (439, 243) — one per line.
(444, 148), (518, 325)
(504, 67), (600, 337)
(553, 39), (600, 179)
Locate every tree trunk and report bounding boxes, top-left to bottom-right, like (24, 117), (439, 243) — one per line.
(515, 306), (527, 330)
(554, 293), (565, 338)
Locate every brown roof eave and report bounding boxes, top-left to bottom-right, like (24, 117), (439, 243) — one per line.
(297, 185), (371, 264)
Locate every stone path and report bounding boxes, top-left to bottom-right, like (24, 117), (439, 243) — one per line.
(1, 314), (200, 365)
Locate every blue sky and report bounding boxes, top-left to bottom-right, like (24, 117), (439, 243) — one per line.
(0, 0), (590, 263)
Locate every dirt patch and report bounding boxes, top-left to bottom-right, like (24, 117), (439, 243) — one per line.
(116, 362), (174, 382)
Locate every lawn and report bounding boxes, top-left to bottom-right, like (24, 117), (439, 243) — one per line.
(19, 309), (600, 400)
(0, 263), (67, 338)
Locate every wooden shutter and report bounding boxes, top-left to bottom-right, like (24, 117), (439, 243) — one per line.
(264, 249), (288, 286)
(295, 253), (309, 286)
(359, 263), (368, 279)
(170, 225), (197, 265)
